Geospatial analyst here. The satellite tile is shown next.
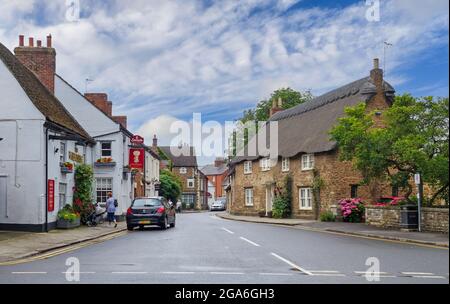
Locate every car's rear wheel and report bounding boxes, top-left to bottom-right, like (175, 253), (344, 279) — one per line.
(160, 216), (168, 230)
(127, 225), (134, 231)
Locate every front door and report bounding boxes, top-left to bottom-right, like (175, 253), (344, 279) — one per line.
(266, 184), (274, 216)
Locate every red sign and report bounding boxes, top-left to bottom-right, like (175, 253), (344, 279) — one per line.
(131, 135), (145, 145)
(48, 179), (55, 212)
(129, 148), (145, 170)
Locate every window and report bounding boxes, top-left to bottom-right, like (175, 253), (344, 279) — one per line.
(187, 178), (195, 188)
(282, 157), (290, 172)
(59, 183), (67, 210)
(351, 185), (359, 198)
(245, 188), (254, 206)
(244, 161), (252, 174)
(260, 158), (271, 171)
(299, 188), (313, 210)
(180, 167), (187, 174)
(181, 194), (196, 207)
(301, 154), (315, 170)
(96, 178), (112, 204)
(392, 186), (399, 197)
(60, 142), (66, 163)
(101, 142), (112, 157)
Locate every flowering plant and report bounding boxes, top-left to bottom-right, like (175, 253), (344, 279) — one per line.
(339, 198), (365, 223)
(96, 157), (114, 163)
(63, 162), (74, 170)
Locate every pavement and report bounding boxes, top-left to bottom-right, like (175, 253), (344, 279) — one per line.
(217, 213), (449, 248)
(0, 212), (448, 284)
(0, 222), (126, 264)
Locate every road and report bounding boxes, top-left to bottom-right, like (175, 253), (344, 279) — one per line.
(0, 212), (448, 284)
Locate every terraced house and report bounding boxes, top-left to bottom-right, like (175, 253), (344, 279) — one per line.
(227, 59), (398, 219)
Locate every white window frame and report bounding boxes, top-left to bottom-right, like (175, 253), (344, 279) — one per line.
(282, 157), (290, 172)
(260, 158), (271, 172)
(301, 154), (315, 171)
(245, 188), (254, 206)
(180, 167), (187, 174)
(96, 178), (113, 204)
(187, 178), (195, 189)
(244, 161), (252, 174)
(101, 142), (112, 157)
(60, 142), (66, 163)
(299, 188), (313, 210)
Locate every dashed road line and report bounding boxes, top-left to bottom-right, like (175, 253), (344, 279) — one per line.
(239, 237), (261, 247)
(401, 272), (434, 276)
(222, 228), (235, 234)
(410, 275), (446, 279)
(270, 253), (313, 276)
(11, 271), (47, 274)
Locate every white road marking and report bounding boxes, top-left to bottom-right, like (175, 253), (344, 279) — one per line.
(11, 271), (47, 274)
(240, 237), (261, 247)
(401, 272), (434, 276)
(222, 228), (235, 234)
(111, 271), (148, 274)
(411, 275), (446, 279)
(259, 273), (294, 276)
(61, 272), (95, 274)
(210, 272), (245, 275)
(270, 253), (313, 276)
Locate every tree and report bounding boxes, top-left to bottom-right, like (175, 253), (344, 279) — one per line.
(330, 94), (449, 205)
(240, 87), (313, 123)
(159, 169), (182, 203)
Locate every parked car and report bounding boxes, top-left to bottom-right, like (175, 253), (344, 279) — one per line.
(210, 198), (226, 211)
(375, 196), (406, 207)
(126, 197), (176, 231)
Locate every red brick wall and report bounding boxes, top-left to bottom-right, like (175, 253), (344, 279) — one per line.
(14, 45), (56, 93)
(84, 93), (111, 115)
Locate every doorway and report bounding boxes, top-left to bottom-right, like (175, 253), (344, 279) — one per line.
(266, 184), (274, 216)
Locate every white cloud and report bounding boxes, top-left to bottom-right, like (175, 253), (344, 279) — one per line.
(0, 0), (448, 138)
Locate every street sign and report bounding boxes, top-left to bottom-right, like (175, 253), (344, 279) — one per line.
(131, 135), (144, 145)
(129, 148), (144, 170)
(48, 180), (55, 212)
(414, 173), (421, 185)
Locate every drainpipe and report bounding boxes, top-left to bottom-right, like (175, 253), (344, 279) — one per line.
(45, 127), (49, 232)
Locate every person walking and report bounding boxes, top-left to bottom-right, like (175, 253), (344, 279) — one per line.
(105, 192), (118, 228)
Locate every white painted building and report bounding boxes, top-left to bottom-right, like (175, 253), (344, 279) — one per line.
(0, 40), (95, 231)
(55, 75), (134, 217)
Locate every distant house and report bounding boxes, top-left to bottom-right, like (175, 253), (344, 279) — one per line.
(228, 59), (398, 219)
(158, 144), (208, 209)
(0, 37), (95, 231)
(201, 157), (228, 206)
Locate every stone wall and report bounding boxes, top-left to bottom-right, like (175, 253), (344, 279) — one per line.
(422, 208), (449, 234)
(365, 206), (449, 233)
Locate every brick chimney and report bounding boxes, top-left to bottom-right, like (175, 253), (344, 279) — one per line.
(370, 58), (383, 93)
(112, 116), (127, 129)
(84, 93), (111, 115)
(270, 97), (284, 117)
(14, 34), (56, 93)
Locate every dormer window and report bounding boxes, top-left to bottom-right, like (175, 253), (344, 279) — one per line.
(180, 167), (187, 174)
(301, 154), (315, 171)
(244, 161), (252, 174)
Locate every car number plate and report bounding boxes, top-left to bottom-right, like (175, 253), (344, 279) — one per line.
(139, 220), (151, 225)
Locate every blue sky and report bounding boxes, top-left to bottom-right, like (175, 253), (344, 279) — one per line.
(0, 0), (448, 154)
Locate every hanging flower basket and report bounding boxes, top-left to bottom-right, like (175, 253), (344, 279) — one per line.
(61, 162), (74, 174)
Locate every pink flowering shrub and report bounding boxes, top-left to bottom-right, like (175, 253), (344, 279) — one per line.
(339, 198), (365, 223)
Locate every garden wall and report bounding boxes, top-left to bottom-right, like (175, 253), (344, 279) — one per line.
(365, 206), (449, 234)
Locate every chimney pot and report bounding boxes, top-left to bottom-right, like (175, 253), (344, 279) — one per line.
(46, 34), (52, 48)
(28, 37), (34, 47)
(19, 35), (24, 47)
(37, 40), (42, 47)
(373, 58), (380, 69)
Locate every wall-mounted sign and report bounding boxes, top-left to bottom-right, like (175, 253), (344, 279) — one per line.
(129, 148), (144, 170)
(69, 151), (84, 163)
(48, 179), (55, 212)
(131, 135), (144, 145)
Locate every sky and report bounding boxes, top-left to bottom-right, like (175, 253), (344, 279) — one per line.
(0, 0), (448, 164)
